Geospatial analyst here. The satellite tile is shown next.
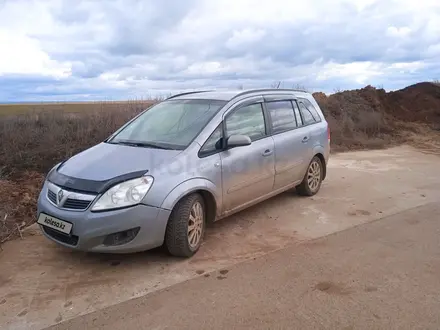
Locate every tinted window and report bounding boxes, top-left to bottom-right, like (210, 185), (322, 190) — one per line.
(301, 99), (321, 122)
(226, 103), (266, 141)
(109, 99), (226, 150)
(266, 101), (297, 133)
(199, 124), (222, 156)
(293, 101), (303, 127)
(298, 102), (317, 125)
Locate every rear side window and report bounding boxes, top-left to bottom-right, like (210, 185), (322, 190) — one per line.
(298, 102), (318, 126)
(266, 101), (297, 134)
(225, 103), (266, 141)
(301, 99), (322, 122)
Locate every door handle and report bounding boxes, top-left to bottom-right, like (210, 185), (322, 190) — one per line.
(262, 149), (273, 156)
(302, 136), (309, 143)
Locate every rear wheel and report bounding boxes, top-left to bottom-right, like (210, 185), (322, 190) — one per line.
(165, 193), (205, 257)
(296, 156), (323, 196)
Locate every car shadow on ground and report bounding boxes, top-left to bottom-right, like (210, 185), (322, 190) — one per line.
(54, 188), (302, 267)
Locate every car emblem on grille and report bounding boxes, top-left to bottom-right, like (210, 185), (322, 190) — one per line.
(57, 190), (64, 205)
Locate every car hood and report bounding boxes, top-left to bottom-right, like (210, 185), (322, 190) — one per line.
(57, 142), (182, 181)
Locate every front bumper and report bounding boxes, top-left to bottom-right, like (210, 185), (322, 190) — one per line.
(36, 182), (171, 253)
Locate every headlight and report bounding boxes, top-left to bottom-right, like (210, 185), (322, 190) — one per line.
(91, 176), (154, 211)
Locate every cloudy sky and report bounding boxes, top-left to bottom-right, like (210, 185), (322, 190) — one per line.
(0, 0), (440, 102)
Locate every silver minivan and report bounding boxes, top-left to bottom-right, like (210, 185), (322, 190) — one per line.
(37, 89), (330, 257)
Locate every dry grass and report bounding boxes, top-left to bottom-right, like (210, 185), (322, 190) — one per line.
(0, 102), (153, 177)
(0, 100), (155, 117)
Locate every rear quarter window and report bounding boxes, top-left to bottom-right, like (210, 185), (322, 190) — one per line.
(300, 99), (322, 123)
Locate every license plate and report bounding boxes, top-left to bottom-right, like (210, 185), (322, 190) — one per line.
(37, 213), (72, 235)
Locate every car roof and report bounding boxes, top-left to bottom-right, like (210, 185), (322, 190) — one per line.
(168, 89), (311, 102)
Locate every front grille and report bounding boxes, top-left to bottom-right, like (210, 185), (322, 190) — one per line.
(63, 198), (92, 210)
(47, 190), (57, 204)
(43, 226), (79, 246)
(46, 182), (96, 211)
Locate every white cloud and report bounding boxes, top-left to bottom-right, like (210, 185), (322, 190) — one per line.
(387, 26), (412, 38)
(185, 62), (223, 75)
(0, 30), (71, 78)
(389, 61), (426, 72)
(226, 28), (267, 49)
(0, 0), (440, 101)
(316, 61), (384, 84)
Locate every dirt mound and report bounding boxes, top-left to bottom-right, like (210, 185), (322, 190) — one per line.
(386, 82), (440, 124)
(313, 82), (440, 151)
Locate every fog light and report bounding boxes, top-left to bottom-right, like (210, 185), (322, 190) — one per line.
(103, 227), (140, 246)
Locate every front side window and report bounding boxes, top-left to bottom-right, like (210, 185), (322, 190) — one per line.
(266, 101), (297, 133)
(225, 103), (266, 141)
(108, 99), (226, 150)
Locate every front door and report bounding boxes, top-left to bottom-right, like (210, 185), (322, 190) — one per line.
(221, 101), (275, 213)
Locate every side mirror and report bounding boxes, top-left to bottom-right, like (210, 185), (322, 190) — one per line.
(226, 134), (252, 149)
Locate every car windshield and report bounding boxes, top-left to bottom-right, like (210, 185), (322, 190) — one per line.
(108, 99), (226, 150)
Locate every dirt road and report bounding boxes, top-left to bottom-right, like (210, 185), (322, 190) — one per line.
(1, 145), (440, 329)
(52, 202), (440, 330)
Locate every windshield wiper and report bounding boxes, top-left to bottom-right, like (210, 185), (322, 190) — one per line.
(109, 140), (170, 150)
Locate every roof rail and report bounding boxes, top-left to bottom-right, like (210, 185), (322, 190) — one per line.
(231, 88), (308, 100)
(166, 90), (214, 100)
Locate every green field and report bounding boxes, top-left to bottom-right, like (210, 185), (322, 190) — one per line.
(0, 100), (155, 116)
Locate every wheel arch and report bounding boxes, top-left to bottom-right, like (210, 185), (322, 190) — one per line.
(312, 145), (327, 181)
(160, 178), (220, 223)
(314, 152), (327, 180)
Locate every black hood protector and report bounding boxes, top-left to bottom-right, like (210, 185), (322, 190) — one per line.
(48, 169), (148, 194)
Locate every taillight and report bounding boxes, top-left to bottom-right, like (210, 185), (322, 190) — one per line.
(327, 126), (331, 142)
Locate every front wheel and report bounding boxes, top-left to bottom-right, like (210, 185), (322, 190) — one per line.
(165, 193), (205, 257)
(296, 156), (323, 196)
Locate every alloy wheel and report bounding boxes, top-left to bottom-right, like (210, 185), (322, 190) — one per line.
(307, 160), (321, 192)
(188, 201), (204, 249)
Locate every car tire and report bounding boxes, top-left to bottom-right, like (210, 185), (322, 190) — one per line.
(165, 193), (205, 258)
(296, 156), (323, 196)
